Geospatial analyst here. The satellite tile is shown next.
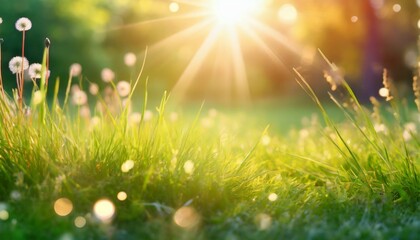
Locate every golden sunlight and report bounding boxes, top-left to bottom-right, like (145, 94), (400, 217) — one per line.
(277, 4), (298, 24)
(211, 0), (262, 26)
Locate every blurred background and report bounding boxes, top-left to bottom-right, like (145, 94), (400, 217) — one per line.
(0, 0), (419, 103)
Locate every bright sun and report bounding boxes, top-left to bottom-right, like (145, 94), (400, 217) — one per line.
(211, 0), (262, 26)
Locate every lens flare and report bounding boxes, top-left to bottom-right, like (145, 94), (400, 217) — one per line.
(93, 199), (115, 223)
(211, 0), (262, 25)
(74, 216), (87, 228)
(268, 193), (278, 202)
(117, 191), (128, 201)
(173, 206), (201, 229)
(278, 4), (298, 24)
(54, 198), (73, 217)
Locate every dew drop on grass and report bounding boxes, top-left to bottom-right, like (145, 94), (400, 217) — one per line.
(93, 199), (115, 223)
(54, 198), (73, 217)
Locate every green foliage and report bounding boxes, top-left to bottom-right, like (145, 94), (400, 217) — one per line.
(0, 52), (419, 239)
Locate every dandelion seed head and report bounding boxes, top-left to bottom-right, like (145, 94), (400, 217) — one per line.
(0, 18), (3, 24)
(101, 68), (115, 83)
(70, 63), (82, 76)
(93, 199), (115, 223)
(72, 90), (88, 106)
(89, 83), (99, 95)
(129, 112), (142, 125)
(9, 56), (29, 74)
(71, 84), (80, 94)
(74, 216), (87, 228)
(117, 191), (128, 201)
(173, 207), (201, 229)
(10, 190), (22, 201)
(403, 130), (412, 141)
(90, 116), (101, 129)
(183, 160), (195, 175)
(143, 110), (153, 122)
(121, 160), (135, 173)
(404, 122), (417, 133)
(29, 63), (42, 79)
(54, 198), (73, 217)
(79, 105), (91, 118)
(268, 193), (278, 202)
(15, 17), (32, 31)
(124, 52), (137, 67)
(117, 81), (131, 97)
(374, 124), (388, 134)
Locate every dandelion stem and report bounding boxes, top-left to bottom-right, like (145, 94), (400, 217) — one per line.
(19, 30), (26, 110)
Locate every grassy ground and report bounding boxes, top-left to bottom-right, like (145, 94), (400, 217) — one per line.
(0, 75), (419, 239)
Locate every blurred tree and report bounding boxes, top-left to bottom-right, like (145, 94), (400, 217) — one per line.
(0, 0), (110, 94)
(0, 0), (418, 101)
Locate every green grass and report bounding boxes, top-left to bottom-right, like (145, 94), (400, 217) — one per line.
(0, 25), (419, 239)
(0, 70), (419, 239)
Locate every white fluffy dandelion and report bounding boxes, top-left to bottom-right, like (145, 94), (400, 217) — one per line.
(70, 63), (82, 76)
(124, 52), (137, 67)
(89, 83), (99, 96)
(9, 56), (29, 74)
(72, 90), (88, 106)
(129, 112), (142, 125)
(0, 18), (3, 24)
(28, 63), (42, 79)
(143, 110), (153, 122)
(15, 17), (32, 31)
(101, 68), (115, 83)
(116, 81), (131, 97)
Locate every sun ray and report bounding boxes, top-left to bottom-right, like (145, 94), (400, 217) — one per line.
(107, 12), (209, 32)
(174, 0), (211, 8)
(228, 28), (250, 101)
(172, 26), (221, 99)
(239, 23), (285, 67)
(148, 20), (212, 53)
(247, 18), (301, 55)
